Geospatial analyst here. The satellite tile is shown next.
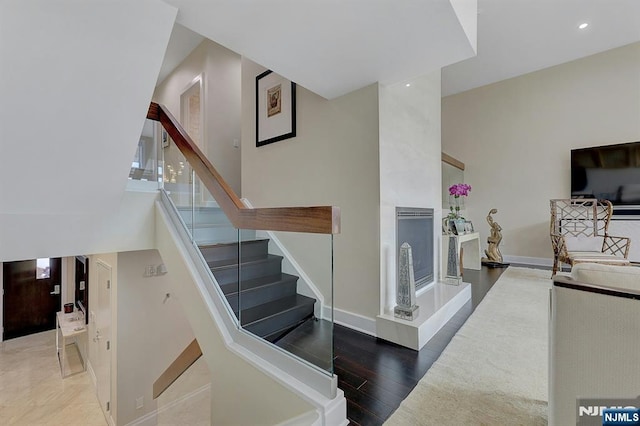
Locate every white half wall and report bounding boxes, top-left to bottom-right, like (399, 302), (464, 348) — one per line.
(154, 38), (242, 194)
(378, 71), (443, 316)
(442, 42), (640, 260)
(241, 59), (381, 320)
(0, 0), (176, 262)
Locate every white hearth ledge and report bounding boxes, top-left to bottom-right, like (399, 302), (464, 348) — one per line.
(375, 281), (471, 350)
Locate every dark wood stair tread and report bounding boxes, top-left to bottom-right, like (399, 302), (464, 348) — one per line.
(241, 294), (315, 326)
(198, 239), (269, 250)
(220, 273), (298, 296)
(208, 254), (281, 270)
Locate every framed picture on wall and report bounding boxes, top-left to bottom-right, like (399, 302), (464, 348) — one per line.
(256, 70), (296, 147)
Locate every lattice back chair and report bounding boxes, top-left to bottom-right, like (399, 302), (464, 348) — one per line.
(550, 199), (631, 275)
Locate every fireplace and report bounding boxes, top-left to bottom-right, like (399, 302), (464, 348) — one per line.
(396, 207), (434, 290)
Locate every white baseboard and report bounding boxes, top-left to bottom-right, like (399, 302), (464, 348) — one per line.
(125, 384), (211, 426)
(322, 306), (377, 337)
(275, 410), (320, 426)
(87, 360), (97, 387)
(503, 255), (554, 268)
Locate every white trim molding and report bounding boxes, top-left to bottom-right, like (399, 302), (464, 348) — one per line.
(125, 384), (211, 426)
(322, 306), (377, 337)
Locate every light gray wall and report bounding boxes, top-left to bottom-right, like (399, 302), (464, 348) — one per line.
(241, 58), (381, 321)
(442, 42), (640, 261)
(154, 39), (242, 194)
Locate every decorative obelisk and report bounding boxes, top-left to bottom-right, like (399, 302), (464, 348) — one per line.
(394, 242), (420, 320)
(444, 235), (462, 285)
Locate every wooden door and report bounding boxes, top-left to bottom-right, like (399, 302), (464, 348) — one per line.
(3, 258), (62, 340)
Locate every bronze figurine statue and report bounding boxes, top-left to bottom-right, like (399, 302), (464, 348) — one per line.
(482, 208), (509, 267)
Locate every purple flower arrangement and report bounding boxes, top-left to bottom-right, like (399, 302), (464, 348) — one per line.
(449, 183), (471, 197)
(448, 183), (471, 219)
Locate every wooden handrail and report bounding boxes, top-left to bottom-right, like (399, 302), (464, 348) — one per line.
(147, 102), (340, 234)
(442, 152), (465, 171)
(153, 339), (202, 399)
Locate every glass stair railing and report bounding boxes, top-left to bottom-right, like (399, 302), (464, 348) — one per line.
(142, 103), (339, 383)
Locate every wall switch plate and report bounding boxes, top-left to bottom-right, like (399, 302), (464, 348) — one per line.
(144, 265), (155, 277)
(136, 396), (143, 409)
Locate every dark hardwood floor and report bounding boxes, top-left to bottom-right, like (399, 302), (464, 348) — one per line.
(336, 266), (506, 425)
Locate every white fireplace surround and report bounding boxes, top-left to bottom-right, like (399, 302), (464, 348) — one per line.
(377, 203), (472, 350)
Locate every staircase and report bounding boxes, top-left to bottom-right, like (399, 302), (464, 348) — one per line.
(178, 206), (316, 343)
(151, 102), (343, 423)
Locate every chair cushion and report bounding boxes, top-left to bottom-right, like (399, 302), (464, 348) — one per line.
(571, 262), (640, 291)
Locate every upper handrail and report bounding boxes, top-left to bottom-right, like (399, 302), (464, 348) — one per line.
(147, 102), (340, 234)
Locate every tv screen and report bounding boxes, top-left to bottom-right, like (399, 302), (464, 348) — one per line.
(571, 141), (640, 214)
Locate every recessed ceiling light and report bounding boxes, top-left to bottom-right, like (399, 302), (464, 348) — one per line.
(405, 83), (411, 87)
(578, 22), (589, 29)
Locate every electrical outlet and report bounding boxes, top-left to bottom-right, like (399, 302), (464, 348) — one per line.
(136, 396), (143, 409)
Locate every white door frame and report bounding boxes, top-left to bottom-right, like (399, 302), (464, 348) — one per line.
(181, 73), (208, 204)
(94, 260), (113, 424)
(180, 73), (205, 152)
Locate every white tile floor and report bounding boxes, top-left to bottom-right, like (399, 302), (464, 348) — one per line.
(0, 329), (213, 425)
(0, 330), (106, 426)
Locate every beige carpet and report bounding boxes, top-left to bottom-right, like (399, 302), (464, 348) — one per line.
(385, 267), (551, 426)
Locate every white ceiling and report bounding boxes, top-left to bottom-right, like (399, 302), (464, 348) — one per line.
(156, 23), (204, 86)
(443, 0), (640, 96)
(159, 0), (640, 99)
(0, 0), (177, 260)
(161, 0), (477, 99)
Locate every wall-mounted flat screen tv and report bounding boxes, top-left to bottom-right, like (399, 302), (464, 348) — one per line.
(571, 141), (640, 216)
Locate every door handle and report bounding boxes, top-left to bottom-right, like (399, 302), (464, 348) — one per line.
(50, 284), (60, 295)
